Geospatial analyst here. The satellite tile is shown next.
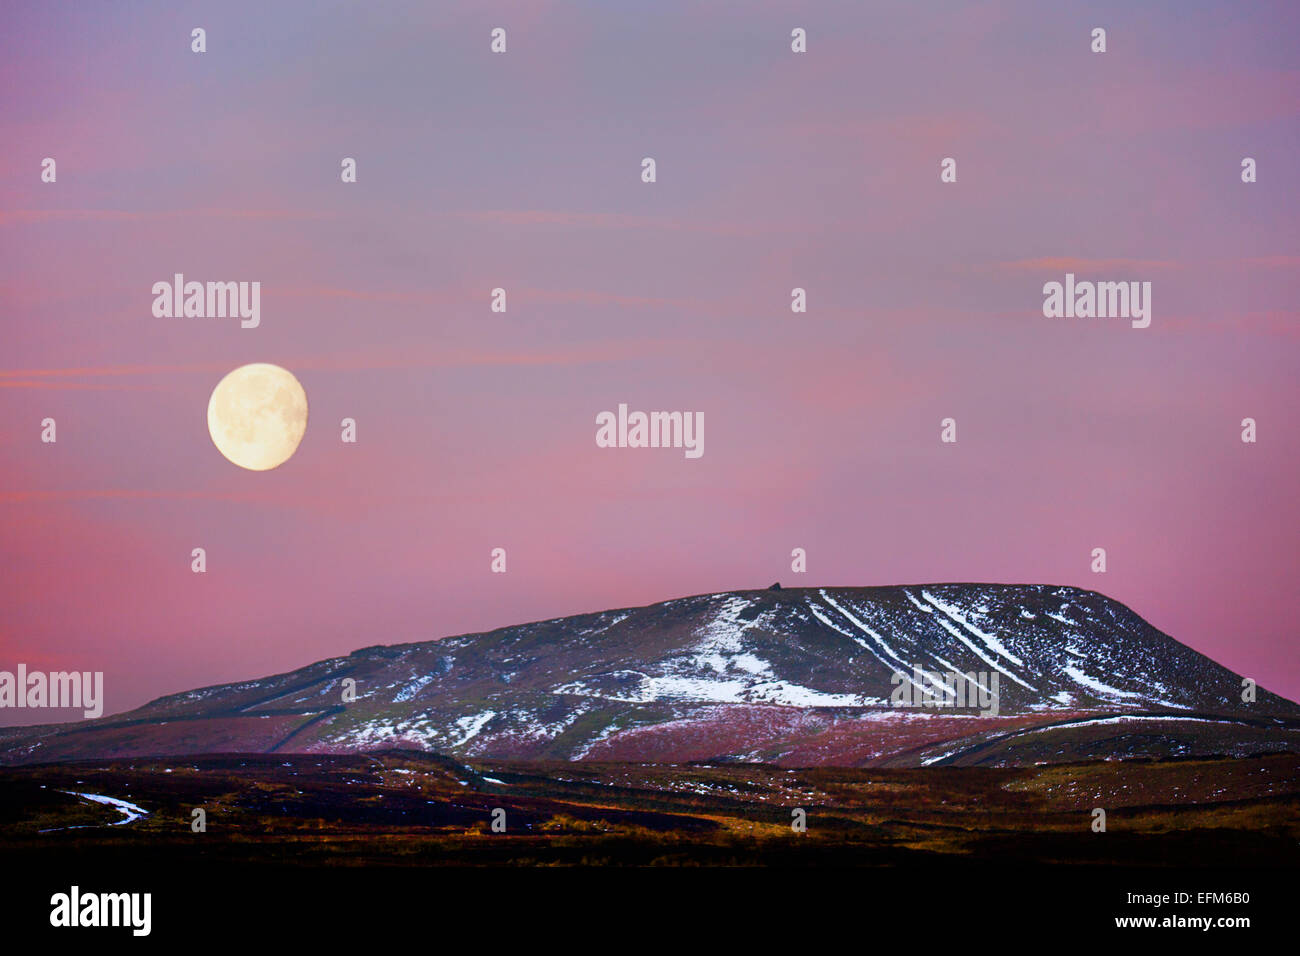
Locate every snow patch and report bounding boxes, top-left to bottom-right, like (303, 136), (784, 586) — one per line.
(920, 589), (1024, 666)
(450, 710), (496, 746)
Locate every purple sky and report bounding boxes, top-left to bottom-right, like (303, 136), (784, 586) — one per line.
(2, 0), (1298, 723)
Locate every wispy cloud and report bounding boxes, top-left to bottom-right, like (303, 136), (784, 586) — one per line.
(986, 257), (1184, 274)
(0, 341), (672, 389)
(0, 208), (332, 226)
(455, 208), (769, 237)
(0, 379), (175, 391)
(981, 255), (1300, 275)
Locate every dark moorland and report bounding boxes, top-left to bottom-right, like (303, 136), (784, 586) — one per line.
(4, 750), (1297, 868)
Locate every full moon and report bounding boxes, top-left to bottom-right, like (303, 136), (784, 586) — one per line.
(206, 363), (308, 471)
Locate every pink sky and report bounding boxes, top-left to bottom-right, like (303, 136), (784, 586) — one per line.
(2, 1), (1298, 722)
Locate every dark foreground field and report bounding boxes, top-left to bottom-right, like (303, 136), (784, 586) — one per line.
(3, 750), (1298, 868)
